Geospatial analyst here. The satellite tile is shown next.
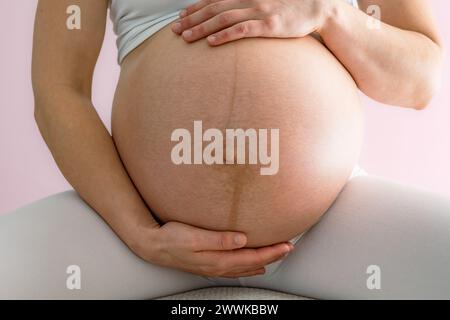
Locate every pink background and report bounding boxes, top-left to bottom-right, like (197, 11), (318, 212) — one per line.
(1, 1), (449, 214)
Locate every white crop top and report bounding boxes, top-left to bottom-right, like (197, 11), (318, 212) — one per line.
(109, 0), (358, 64)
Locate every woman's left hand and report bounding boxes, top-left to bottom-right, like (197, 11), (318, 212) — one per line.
(172, 0), (332, 45)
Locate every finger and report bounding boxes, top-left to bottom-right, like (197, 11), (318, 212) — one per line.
(180, 0), (229, 18)
(199, 242), (292, 274)
(181, 8), (258, 43)
(222, 242), (292, 269)
(249, 247), (291, 268)
(228, 244), (292, 274)
(173, 0), (249, 35)
(207, 20), (265, 46)
(221, 268), (266, 278)
(191, 229), (247, 251)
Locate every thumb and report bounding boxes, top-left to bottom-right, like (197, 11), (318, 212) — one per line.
(194, 229), (247, 251)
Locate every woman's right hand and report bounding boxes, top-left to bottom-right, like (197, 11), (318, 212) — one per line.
(132, 221), (294, 278)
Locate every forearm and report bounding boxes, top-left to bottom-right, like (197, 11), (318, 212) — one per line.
(318, 0), (443, 109)
(34, 86), (159, 247)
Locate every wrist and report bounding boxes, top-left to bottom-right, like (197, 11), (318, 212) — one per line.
(118, 212), (161, 254)
(317, 0), (342, 36)
(126, 221), (162, 260)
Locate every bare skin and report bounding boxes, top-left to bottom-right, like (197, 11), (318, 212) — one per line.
(174, 0), (443, 108)
(112, 26), (364, 247)
(32, 0), (293, 278)
(32, 0), (442, 277)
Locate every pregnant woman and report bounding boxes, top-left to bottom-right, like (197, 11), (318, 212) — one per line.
(1, 0), (449, 299)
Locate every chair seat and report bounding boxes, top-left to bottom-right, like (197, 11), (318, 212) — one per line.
(158, 286), (312, 300)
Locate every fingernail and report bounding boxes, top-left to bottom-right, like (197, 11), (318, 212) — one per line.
(172, 22), (181, 33)
(234, 234), (246, 246)
(182, 30), (193, 40)
(179, 9), (187, 18)
(207, 35), (216, 44)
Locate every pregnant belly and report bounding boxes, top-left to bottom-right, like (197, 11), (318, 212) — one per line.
(111, 25), (364, 247)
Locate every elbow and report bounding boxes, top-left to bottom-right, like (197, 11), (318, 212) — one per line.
(34, 105), (45, 130)
(33, 97), (41, 122)
(363, 41), (444, 110)
(33, 102), (48, 137)
(32, 79), (47, 125)
(33, 93), (46, 127)
(360, 73), (441, 110)
(411, 44), (444, 111)
(411, 77), (441, 111)
(33, 95), (42, 125)
(385, 62), (443, 111)
(32, 89), (55, 130)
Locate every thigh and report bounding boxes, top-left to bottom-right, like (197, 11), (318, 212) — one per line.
(242, 175), (450, 299)
(0, 191), (212, 299)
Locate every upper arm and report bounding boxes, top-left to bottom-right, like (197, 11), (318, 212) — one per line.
(32, 0), (109, 99)
(357, 0), (443, 47)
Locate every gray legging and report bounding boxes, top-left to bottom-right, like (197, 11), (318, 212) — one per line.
(1, 174), (450, 299)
